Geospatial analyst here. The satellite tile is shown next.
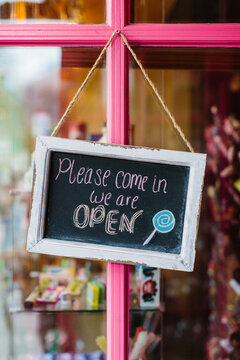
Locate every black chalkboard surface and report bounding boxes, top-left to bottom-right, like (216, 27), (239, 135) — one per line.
(44, 151), (189, 254)
(27, 137), (206, 271)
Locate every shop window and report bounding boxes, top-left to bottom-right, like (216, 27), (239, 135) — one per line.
(0, 0), (240, 359)
(130, 46), (240, 359)
(0, 46), (107, 359)
(0, 0), (105, 24)
(131, 0), (240, 23)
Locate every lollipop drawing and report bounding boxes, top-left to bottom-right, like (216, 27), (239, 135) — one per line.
(143, 210), (175, 246)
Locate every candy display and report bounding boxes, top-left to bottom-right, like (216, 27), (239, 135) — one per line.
(95, 336), (106, 354)
(66, 280), (85, 297)
(24, 287), (39, 309)
(37, 288), (63, 305)
(136, 266), (160, 308)
(129, 325), (162, 360)
(205, 107), (240, 359)
(13, 352), (105, 360)
(86, 282), (100, 309)
(22, 260), (106, 311)
(92, 280), (105, 306)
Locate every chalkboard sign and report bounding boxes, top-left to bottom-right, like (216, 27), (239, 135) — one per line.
(27, 136), (206, 271)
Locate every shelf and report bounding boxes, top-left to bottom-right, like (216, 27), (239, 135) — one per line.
(9, 306), (161, 314)
(8, 285), (162, 314)
(9, 307), (105, 314)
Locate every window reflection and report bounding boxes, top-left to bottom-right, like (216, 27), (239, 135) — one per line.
(0, 47), (107, 359)
(130, 47), (240, 359)
(0, 0), (105, 24)
(131, 0), (240, 23)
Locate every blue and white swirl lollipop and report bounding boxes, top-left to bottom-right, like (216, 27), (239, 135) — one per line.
(143, 210), (175, 246)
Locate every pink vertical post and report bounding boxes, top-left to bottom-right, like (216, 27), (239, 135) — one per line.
(106, 0), (129, 359)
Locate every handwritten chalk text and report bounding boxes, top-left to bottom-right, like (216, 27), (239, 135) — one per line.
(55, 157), (111, 187)
(73, 204), (143, 235)
(115, 171), (148, 191)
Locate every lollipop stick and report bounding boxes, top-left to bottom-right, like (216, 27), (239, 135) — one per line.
(143, 229), (157, 246)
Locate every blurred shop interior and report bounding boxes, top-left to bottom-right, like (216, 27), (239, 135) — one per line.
(0, 1), (240, 360)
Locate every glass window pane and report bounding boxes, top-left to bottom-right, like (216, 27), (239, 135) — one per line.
(131, 0), (240, 23)
(129, 265), (163, 358)
(0, 46), (107, 359)
(0, 0), (105, 24)
(130, 47), (240, 359)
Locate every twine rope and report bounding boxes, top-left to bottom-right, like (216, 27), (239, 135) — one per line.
(51, 30), (117, 137)
(119, 31), (194, 153)
(51, 30), (194, 153)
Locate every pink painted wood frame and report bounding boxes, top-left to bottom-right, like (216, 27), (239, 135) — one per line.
(1, 4), (240, 360)
(106, 1), (129, 359)
(123, 23), (240, 47)
(0, 24), (114, 46)
(1, 23), (240, 47)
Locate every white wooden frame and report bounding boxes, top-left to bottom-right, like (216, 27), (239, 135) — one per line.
(27, 136), (206, 271)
